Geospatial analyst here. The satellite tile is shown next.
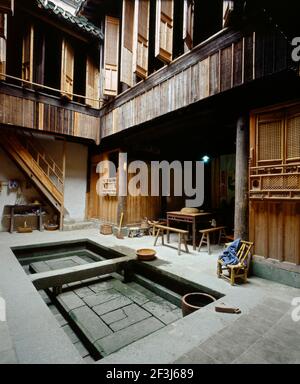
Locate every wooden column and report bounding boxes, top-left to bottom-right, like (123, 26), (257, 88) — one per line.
(60, 140), (67, 231)
(117, 151), (127, 225)
(234, 115), (249, 240)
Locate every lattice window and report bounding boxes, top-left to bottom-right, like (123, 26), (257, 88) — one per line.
(287, 115), (300, 161)
(258, 120), (282, 162)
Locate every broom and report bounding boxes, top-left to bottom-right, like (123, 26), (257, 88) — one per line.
(116, 212), (124, 240)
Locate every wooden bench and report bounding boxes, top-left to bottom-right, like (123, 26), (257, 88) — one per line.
(153, 224), (189, 255)
(198, 226), (227, 255)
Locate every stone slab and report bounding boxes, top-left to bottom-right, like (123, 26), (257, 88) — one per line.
(109, 304), (152, 332)
(93, 296), (133, 316)
(112, 280), (151, 306)
(101, 309), (127, 325)
(89, 279), (116, 293)
(95, 317), (164, 356)
(74, 286), (94, 299)
(30, 261), (51, 273)
(69, 306), (112, 343)
(57, 291), (85, 313)
(83, 289), (121, 308)
(46, 259), (79, 270)
(142, 300), (182, 325)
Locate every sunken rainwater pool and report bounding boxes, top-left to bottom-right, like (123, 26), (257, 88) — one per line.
(13, 240), (223, 362)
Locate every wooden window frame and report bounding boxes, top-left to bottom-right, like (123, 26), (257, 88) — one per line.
(133, 0), (150, 79)
(155, 0), (174, 64)
(103, 16), (120, 97)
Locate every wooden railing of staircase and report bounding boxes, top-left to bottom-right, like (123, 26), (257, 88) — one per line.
(25, 135), (64, 194)
(0, 133), (64, 214)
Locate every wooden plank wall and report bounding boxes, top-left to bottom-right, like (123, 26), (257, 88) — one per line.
(100, 28), (290, 138)
(88, 155), (162, 225)
(0, 93), (100, 142)
(249, 200), (300, 265)
(249, 102), (300, 265)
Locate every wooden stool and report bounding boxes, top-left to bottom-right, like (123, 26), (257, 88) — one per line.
(154, 224), (189, 255)
(198, 226), (226, 255)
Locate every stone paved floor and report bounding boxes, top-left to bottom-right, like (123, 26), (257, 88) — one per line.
(0, 228), (299, 364)
(28, 256), (182, 359)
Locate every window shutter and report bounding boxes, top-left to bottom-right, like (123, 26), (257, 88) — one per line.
(104, 16), (120, 97)
(22, 24), (34, 82)
(258, 120), (283, 162)
(120, 0), (135, 87)
(287, 115), (300, 161)
(86, 55), (100, 109)
(183, 0), (194, 51)
(133, 0), (150, 79)
(0, 0), (14, 14)
(223, 1), (234, 28)
(61, 39), (74, 100)
(155, 0), (174, 64)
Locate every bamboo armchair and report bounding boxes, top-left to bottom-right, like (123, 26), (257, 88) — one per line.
(217, 241), (254, 286)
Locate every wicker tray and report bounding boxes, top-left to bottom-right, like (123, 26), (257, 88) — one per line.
(17, 226), (33, 233)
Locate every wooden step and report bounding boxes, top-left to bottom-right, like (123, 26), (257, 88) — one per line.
(0, 134), (63, 212)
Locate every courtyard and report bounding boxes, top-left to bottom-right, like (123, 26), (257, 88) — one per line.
(0, 228), (299, 364)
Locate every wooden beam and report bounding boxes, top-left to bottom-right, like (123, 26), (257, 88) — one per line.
(30, 255), (137, 290)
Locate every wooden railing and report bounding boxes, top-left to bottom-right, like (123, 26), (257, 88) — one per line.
(0, 81), (100, 143)
(25, 137), (64, 194)
(100, 27), (293, 138)
(0, 133), (64, 209)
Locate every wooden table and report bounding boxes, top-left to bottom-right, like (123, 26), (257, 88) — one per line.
(6, 204), (43, 233)
(167, 211), (211, 251)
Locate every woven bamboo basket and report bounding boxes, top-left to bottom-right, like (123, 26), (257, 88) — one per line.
(100, 224), (113, 235)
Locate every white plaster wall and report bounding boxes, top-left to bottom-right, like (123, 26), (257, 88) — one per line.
(33, 138), (88, 222)
(64, 142), (88, 222)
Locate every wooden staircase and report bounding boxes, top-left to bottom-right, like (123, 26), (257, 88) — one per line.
(0, 133), (64, 212)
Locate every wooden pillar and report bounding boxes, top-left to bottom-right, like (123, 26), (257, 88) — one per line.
(117, 151), (127, 225)
(60, 140), (66, 231)
(234, 115), (249, 240)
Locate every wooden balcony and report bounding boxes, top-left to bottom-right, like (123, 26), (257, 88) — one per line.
(0, 81), (100, 143)
(100, 27), (294, 138)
